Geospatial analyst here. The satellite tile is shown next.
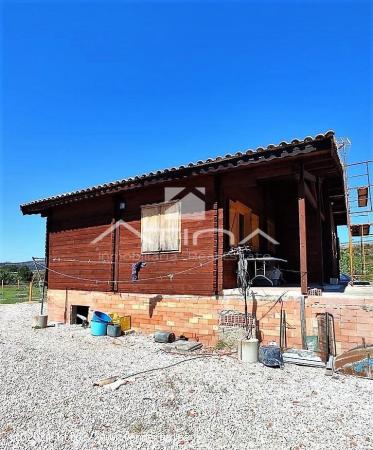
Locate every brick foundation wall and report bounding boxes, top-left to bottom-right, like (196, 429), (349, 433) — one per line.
(47, 289), (373, 353)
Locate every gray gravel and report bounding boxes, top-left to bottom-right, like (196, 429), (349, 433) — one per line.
(0, 303), (372, 450)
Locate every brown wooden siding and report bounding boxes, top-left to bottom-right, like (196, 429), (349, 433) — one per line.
(116, 176), (217, 295)
(48, 197), (114, 292)
(46, 161), (339, 294)
(47, 176), (220, 296)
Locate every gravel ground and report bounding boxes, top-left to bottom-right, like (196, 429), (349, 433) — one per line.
(0, 303), (372, 450)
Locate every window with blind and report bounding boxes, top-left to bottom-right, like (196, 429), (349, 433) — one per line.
(141, 201), (181, 253)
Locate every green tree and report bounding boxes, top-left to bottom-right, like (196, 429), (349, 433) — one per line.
(340, 244), (373, 281)
(0, 268), (17, 285)
(17, 265), (33, 282)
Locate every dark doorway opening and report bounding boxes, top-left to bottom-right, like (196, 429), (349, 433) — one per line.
(70, 305), (90, 325)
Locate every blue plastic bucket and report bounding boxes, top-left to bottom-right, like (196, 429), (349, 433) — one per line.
(91, 320), (108, 336)
(91, 311), (112, 323)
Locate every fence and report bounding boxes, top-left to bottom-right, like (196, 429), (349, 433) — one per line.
(0, 280), (43, 304)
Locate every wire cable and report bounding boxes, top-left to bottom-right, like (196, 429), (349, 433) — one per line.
(50, 254), (218, 265)
(34, 251), (232, 285)
(100, 351), (237, 390)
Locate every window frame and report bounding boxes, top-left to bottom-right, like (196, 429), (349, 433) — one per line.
(229, 199), (260, 250)
(140, 200), (181, 254)
(229, 199), (251, 246)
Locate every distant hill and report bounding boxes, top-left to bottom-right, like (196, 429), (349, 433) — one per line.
(0, 261), (45, 270)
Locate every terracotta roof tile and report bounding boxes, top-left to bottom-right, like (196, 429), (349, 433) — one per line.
(21, 130), (336, 214)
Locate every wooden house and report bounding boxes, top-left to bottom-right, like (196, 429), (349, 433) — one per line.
(21, 131), (348, 345)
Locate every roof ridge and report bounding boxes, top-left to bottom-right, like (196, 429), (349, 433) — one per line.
(20, 130), (335, 211)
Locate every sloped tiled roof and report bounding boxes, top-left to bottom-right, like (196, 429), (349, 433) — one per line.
(21, 130), (338, 214)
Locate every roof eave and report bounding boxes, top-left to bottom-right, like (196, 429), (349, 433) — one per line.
(20, 131), (338, 215)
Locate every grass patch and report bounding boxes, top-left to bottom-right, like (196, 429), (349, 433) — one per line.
(129, 421), (146, 433)
(0, 284), (42, 304)
(214, 340), (230, 350)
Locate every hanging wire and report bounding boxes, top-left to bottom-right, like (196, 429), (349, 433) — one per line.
(34, 251), (232, 285)
(50, 254), (218, 265)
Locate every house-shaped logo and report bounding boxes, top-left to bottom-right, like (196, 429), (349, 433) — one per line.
(164, 187), (206, 220)
(91, 220), (140, 245)
(239, 229), (279, 246)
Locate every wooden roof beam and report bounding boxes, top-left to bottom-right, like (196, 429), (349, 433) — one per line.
(304, 183), (318, 210)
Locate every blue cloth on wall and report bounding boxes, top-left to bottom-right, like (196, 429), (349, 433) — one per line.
(131, 261), (147, 281)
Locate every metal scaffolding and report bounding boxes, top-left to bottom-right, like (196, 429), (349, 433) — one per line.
(338, 139), (372, 282)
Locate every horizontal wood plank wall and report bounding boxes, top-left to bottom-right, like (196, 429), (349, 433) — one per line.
(47, 197), (114, 292)
(47, 176), (218, 295)
(45, 160), (339, 294)
(116, 176), (216, 295)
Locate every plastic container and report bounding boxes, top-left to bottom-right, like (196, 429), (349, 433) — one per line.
(91, 311), (112, 323)
(240, 338), (259, 363)
(109, 313), (131, 332)
(35, 314), (48, 329)
(91, 321), (108, 336)
(107, 324), (121, 337)
(154, 331), (176, 343)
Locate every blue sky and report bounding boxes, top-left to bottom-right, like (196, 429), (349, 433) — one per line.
(1, 0), (372, 261)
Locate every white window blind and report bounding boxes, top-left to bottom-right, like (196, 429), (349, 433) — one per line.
(141, 202), (180, 253)
(141, 205), (161, 253)
(159, 202), (180, 251)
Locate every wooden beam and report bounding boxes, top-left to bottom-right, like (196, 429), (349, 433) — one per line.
(214, 175), (223, 295)
(298, 166), (308, 295)
(113, 225), (120, 292)
(329, 194), (345, 199)
(44, 215), (50, 289)
(303, 169), (317, 183)
(111, 216), (120, 293)
(304, 183), (318, 210)
(316, 179), (325, 283)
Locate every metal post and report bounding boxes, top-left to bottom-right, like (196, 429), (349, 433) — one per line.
(325, 312), (330, 361)
(244, 288), (248, 333)
(339, 142), (354, 279)
(360, 225), (366, 277)
(32, 257), (45, 315)
(300, 295), (307, 350)
(366, 161), (372, 211)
